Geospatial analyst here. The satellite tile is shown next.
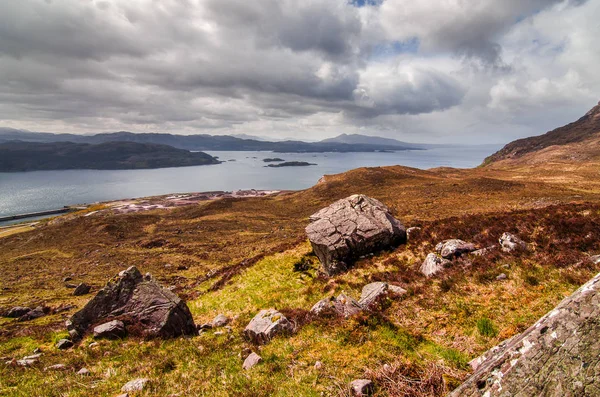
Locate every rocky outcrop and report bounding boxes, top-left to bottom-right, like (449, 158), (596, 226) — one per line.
(243, 309), (293, 345)
(449, 272), (600, 397)
(499, 232), (527, 252)
(420, 253), (450, 277)
(435, 239), (476, 259)
(306, 195), (406, 276)
(66, 266), (196, 339)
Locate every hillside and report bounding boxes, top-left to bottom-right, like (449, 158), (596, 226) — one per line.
(0, 141), (220, 172)
(485, 101), (600, 164)
(0, 130), (415, 153)
(320, 134), (424, 149)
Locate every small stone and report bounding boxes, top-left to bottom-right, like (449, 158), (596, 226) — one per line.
(435, 239), (476, 259)
(16, 358), (38, 367)
(243, 309), (293, 345)
(56, 339), (73, 350)
(213, 331), (224, 336)
(242, 352), (262, 370)
(314, 361), (323, 370)
(68, 329), (80, 341)
(349, 379), (374, 396)
(212, 314), (230, 328)
(18, 306), (46, 321)
(77, 368), (91, 376)
(176, 265), (188, 271)
(121, 378), (149, 392)
(33, 348), (42, 354)
(73, 283), (91, 296)
(88, 342), (99, 348)
(63, 277), (73, 282)
(44, 364), (67, 371)
(499, 232), (527, 252)
(496, 273), (508, 281)
(93, 320), (127, 339)
(420, 253), (451, 277)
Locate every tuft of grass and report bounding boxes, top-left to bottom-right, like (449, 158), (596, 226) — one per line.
(476, 318), (498, 338)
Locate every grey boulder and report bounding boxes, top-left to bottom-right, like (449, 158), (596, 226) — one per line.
(93, 319), (127, 339)
(435, 239), (476, 259)
(499, 232), (527, 252)
(66, 266), (196, 339)
(420, 253), (451, 277)
(243, 309), (293, 345)
(306, 195), (406, 276)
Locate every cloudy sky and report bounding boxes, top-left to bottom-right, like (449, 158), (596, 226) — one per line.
(0, 0), (598, 143)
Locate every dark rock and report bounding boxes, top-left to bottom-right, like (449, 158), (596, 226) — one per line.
(305, 194), (406, 276)
(176, 265), (188, 271)
(5, 306), (31, 318)
(358, 282), (407, 310)
(212, 314), (230, 328)
(73, 283), (91, 296)
(63, 277), (73, 282)
(242, 352), (262, 370)
(420, 253), (451, 277)
(499, 232), (527, 252)
(65, 283), (78, 288)
(450, 272), (600, 397)
(349, 379), (374, 396)
(197, 323), (212, 332)
(56, 339), (73, 350)
(18, 306), (46, 321)
(435, 239), (476, 259)
(243, 309), (293, 345)
(93, 320), (127, 339)
(66, 266), (196, 339)
(121, 378), (149, 392)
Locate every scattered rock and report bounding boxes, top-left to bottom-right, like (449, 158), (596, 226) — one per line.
(496, 273), (508, 281)
(358, 282), (407, 310)
(45, 364), (67, 371)
(63, 277), (73, 282)
(420, 253), (451, 277)
(449, 272), (600, 397)
(5, 306), (32, 318)
(212, 314), (230, 328)
(499, 232), (527, 252)
(93, 320), (127, 339)
(77, 368), (91, 376)
(471, 245), (497, 256)
(56, 339), (73, 350)
(66, 266), (196, 339)
(242, 352), (262, 370)
(197, 323), (212, 332)
(406, 226), (421, 240)
(18, 306), (46, 321)
(121, 378), (149, 393)
(16, 358), (38, 367)
(88, 342), (99, 348)
(314, 361), (323, 370)
(243, 309), (293, 345)
(310, 293), (363, 318)
(349, 379), (374, 396)
(590, 254), (600, 264)
(73, 283), (91, 296)
(305, 194), (406, 276)
(435, 239), (476, 259)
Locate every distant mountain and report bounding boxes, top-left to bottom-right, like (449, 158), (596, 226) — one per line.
(0, 141), (220, 172)
(320, 133), (424, 149)
(484, 101), (600, 165)
(0, 130), (417, 153)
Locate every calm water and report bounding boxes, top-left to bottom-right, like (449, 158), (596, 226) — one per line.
(0, 145), (499, 221)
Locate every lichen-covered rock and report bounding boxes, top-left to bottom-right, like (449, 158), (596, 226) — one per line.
(93, 320), (127, 339)
(358, 282), (406, 310)
(310, 293), (363, 318)
(66, 266), (196, 339)
(349, 379), (374, 396)
(242, 352), (262, 370)
(306, 195), (406, 276)
(435, 239), (476, 259)
(420, 253), (451, 277)
(243, 309), (293, 345)
(499, 232), (527, 252)
(449, 272), (600, 397)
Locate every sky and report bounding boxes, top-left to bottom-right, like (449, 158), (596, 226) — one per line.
(0, 0), (599, 144)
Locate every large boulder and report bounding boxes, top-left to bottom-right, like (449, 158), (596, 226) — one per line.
(450, 272), (600, 397)
(435, 239), (476, 259)
(243, 309), (293, 345)
(66, 266), (196, 339)
(306, 195), (406, 276)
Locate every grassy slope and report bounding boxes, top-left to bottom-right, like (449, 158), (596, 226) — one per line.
(2, 164), (600, 396)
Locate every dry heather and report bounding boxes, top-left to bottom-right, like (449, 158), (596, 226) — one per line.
(2, 163), (600, 396)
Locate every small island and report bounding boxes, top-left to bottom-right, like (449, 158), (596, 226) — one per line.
(263, 158), (285, 162)
(0, 141), (221, 172)
(265, 161), (317, 168)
